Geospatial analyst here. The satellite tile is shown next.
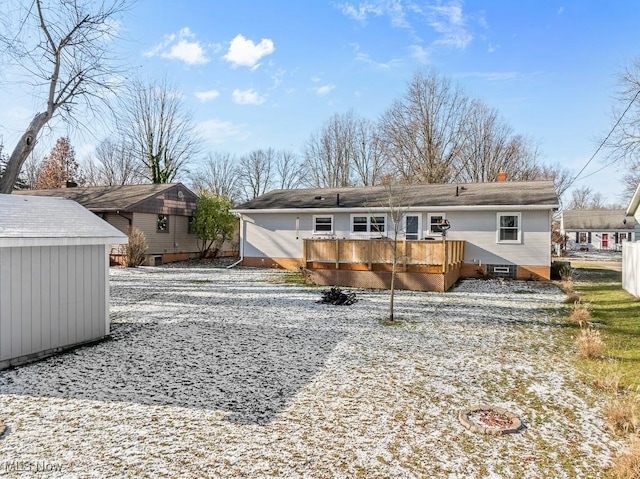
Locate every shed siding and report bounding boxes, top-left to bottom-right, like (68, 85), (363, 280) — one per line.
(0, 244), (107, 364)
(242, 209), (552, 268)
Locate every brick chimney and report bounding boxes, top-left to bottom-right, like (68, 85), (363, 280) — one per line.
(496, 171), (507, 182)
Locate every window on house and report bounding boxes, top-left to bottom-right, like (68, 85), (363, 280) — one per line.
(350, 215), (387, 234)
(428, 214), (446, 234)
(405, 215), (420, 240)
(371, 216), (386, 233)
(352, 216), (368, 232)
(313, 215), (334, 234)
(188, 216), (194, 234)
(497, 213), (520, 243)
(579, 232), (588, 243)
(157, 214), (169, 233)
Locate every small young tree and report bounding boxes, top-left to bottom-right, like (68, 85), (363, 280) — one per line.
(192, 192), (237, 258)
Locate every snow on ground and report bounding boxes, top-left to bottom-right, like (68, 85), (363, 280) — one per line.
(0, 265), (621, 478)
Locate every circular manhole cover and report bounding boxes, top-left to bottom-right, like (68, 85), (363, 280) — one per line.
(459, 405), (523, 435)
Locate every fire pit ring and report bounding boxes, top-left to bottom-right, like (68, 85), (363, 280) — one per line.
(458, 405), (523, 436)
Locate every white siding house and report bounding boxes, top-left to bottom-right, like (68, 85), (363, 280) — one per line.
(233, 180), (559, 282)
(0, 194), (127, 370)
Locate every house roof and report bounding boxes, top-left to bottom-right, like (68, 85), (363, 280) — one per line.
(233, 181), (559, 212)
(562, 209), (634, 231)
(14, 183), (194, 212)
(0, 194), (128, 247)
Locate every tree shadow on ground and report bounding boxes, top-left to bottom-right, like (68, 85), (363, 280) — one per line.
(0, 319), (344, 426)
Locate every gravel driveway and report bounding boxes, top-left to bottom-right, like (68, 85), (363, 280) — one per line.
(0, 265), (619, 478)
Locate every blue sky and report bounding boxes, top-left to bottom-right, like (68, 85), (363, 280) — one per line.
(2, 0), (639, 205)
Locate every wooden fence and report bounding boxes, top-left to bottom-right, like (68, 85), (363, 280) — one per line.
(304, 239), (465, 273)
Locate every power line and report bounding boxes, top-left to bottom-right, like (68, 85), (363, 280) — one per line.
(566, 88), (640, 189)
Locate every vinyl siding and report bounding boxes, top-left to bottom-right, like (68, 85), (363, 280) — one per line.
(132, 213), (199, 256)
(242, 209), (552, 267)
(0, 244), (107, 364)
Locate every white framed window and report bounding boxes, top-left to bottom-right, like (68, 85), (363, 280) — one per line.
(350, 214), (387, 236)
(497, 212), (521, 243)
(313, 215), (334, 234)
(427, 213), (446, 235)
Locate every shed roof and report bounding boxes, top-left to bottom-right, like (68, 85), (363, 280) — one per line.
(0, 194), (128, 247)
(233, 181), (559, 212)
(13, 183), (194, 212)
(562, 209), (633, 231)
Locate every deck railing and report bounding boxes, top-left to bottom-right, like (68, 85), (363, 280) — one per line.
(303, 238), (465, 273)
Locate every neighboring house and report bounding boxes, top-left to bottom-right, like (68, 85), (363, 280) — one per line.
(0, 194), (127, 370)
(232, 180), (560, 284)
(562, 209), (634, 251)
(16, 183), (204, 265)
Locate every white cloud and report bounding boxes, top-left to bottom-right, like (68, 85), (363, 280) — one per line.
(232, 88), (266, 105)
(337, 1), (407, 27)
(427, 3), (473, 49)
(314, 84), (335, 96)
(223, 34), (275, 69)
(408, 45), (429, 64)
(195, 90), (220, 102)
(145, 27), (210, 65)
(198, 119), (249, 145)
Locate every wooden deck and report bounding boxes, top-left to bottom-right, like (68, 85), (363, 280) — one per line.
(303, 239), (465, 292)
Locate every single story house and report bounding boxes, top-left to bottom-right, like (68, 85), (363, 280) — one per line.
(562, 209), (634, 251)
(0, 194), (127, 370)
(232, 180), (559, 290)
(16, 183), (213, 265)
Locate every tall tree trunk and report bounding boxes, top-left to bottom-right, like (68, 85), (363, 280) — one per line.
(0, 112), (49, 193)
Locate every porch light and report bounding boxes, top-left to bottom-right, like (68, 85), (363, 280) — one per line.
(440, 218), (451, 238)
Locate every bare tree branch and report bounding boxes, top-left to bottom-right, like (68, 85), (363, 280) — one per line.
(0, 0), (129, 193)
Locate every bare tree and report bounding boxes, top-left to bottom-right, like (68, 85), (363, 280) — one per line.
(20, 148), (45, 190)
(119, 78), (201, 183)
(566, 186), (606, 210)
(303, 111), (357, 188)
(604, 57), (640, 203)
(190, 152), (242, 202)
(454, 101), (540, 183)
(379, 70), (470, 184)
(0, 0), (128, 193)
(353, 119), (387, 186)
(238, 148), (275, 200)
(84, 138), (146, 186)
(274, 149), (305, 189)
(605, 57), (640, 164)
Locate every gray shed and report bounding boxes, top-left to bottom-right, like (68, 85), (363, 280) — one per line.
(0, 194), (127, 370)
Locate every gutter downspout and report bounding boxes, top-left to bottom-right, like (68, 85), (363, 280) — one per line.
(227, 216), (244, 269)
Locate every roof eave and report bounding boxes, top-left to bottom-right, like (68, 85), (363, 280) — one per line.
(232, 204), (560, 215)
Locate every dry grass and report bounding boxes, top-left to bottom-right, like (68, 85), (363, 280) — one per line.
(569, 304), (591, 327)
(604, 394), (640, 435)
(123, 226), (148, 268)
(594, 361), (626, 393)
(561, 277), (574, 293)
(564, 292), (581, 304)
(575, 328), (605, 359)
(609, 436), (640, 479)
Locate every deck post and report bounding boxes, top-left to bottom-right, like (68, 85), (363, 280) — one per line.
(335, 237), (339, 269)
(368, 239), (372, 270)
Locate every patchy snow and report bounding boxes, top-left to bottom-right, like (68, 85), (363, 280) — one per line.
(0, 265), (620, 478)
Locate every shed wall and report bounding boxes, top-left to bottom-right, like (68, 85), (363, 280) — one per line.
(0, 244), (107, 368)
